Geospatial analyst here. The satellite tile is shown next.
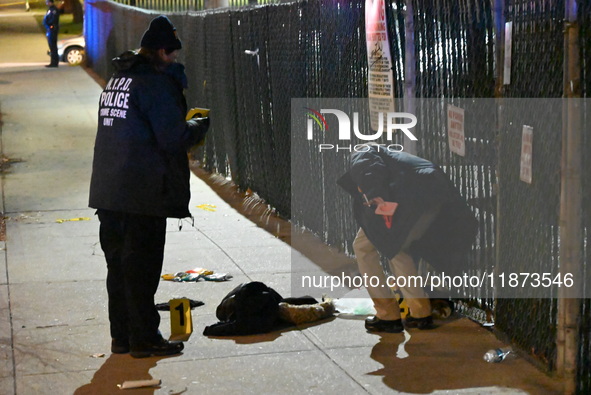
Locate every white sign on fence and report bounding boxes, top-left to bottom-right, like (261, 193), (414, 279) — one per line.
(520, 125), (533, 184)
(366, 0), (395, 131)
(447, 104), (465, 156)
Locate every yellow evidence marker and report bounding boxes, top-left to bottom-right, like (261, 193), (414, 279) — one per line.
(169, 298), (193, 341)
(186, 107), (209, 120)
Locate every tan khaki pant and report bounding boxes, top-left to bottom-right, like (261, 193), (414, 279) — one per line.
(352, 209), (439, 320)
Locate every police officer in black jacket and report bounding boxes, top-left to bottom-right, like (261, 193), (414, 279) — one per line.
(89, 16), (209, 358)
(43, 0), (59, 68)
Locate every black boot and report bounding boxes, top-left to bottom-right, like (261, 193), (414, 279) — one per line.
(364, 316), (404, 333)
(405, 315), (436, 330)
(130, 337), (184, 358)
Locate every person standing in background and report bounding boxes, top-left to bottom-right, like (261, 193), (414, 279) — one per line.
(43, 0), (60, 68)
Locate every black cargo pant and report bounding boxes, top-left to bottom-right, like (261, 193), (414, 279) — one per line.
(46, 29), (59, 66)
(97, 209), (167, 347)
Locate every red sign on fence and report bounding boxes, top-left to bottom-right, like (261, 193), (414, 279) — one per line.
(447, 104), (465, 157)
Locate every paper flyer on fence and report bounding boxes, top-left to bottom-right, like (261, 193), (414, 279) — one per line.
(365, 0), (395, 130)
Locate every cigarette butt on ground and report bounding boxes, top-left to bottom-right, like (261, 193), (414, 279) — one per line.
(117, 379), (161, 389)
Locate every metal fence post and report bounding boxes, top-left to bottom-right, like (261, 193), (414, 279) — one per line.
(403, 0), (416, 155)
(492, 0), (504, 305)
(557, 0), (582, 393)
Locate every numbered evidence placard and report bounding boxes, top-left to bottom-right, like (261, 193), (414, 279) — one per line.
(169, 298), (193, 341)
(393, 290), (409, 319)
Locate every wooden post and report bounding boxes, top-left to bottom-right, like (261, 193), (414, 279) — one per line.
(557, 0), (582, 394)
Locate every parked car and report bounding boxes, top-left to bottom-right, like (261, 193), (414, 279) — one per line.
(55, 35), (86, 66)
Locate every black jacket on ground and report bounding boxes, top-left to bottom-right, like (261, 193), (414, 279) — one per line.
(337, 147), (478, 274)
(89, 52), (208, 218)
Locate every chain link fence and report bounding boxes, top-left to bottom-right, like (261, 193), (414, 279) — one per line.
(85, 0), (589, 390)
(412, 0), (497, 307)
(578, 1), (591, 392)
(110, 0), (287, 12)
(494, 0), (564, 375)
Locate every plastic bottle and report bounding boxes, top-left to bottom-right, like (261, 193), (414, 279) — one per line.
(334, 298), (376, 315)
(483, 347), (512, 363)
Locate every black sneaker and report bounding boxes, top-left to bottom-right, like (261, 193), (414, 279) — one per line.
(365, 316), (404, 333)
(111, 338), (130, 354)
(405, 315), (436, 330)
(130, 337), (184, 358)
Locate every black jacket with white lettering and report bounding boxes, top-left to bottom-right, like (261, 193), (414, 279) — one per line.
(89, 51), (208, 218)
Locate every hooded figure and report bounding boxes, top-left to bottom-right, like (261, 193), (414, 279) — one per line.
(338, 145), (477, 333)
(89, 15), (209, 358)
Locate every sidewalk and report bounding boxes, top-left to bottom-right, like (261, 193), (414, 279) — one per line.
(0, 9), (565, 395)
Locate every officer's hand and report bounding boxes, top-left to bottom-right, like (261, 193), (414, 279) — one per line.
(195, 116), (210, 129)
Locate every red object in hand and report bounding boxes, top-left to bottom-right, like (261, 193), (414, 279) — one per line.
(375, 202), (397, 229)
(382, 215), (393, 229)
(375, 202), (398, 216)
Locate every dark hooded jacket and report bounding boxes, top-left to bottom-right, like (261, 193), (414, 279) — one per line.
(89, 51), (208, 218)
(43, 4), (59, 33)
(337, 146), (478, 274)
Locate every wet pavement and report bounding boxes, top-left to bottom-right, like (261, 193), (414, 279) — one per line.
(0, 5), (566, 394)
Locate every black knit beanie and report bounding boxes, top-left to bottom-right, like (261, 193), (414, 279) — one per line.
(140, 15), (182, 50)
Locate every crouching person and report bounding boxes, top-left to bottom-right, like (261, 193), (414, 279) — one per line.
(337, 145), (477, 333)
